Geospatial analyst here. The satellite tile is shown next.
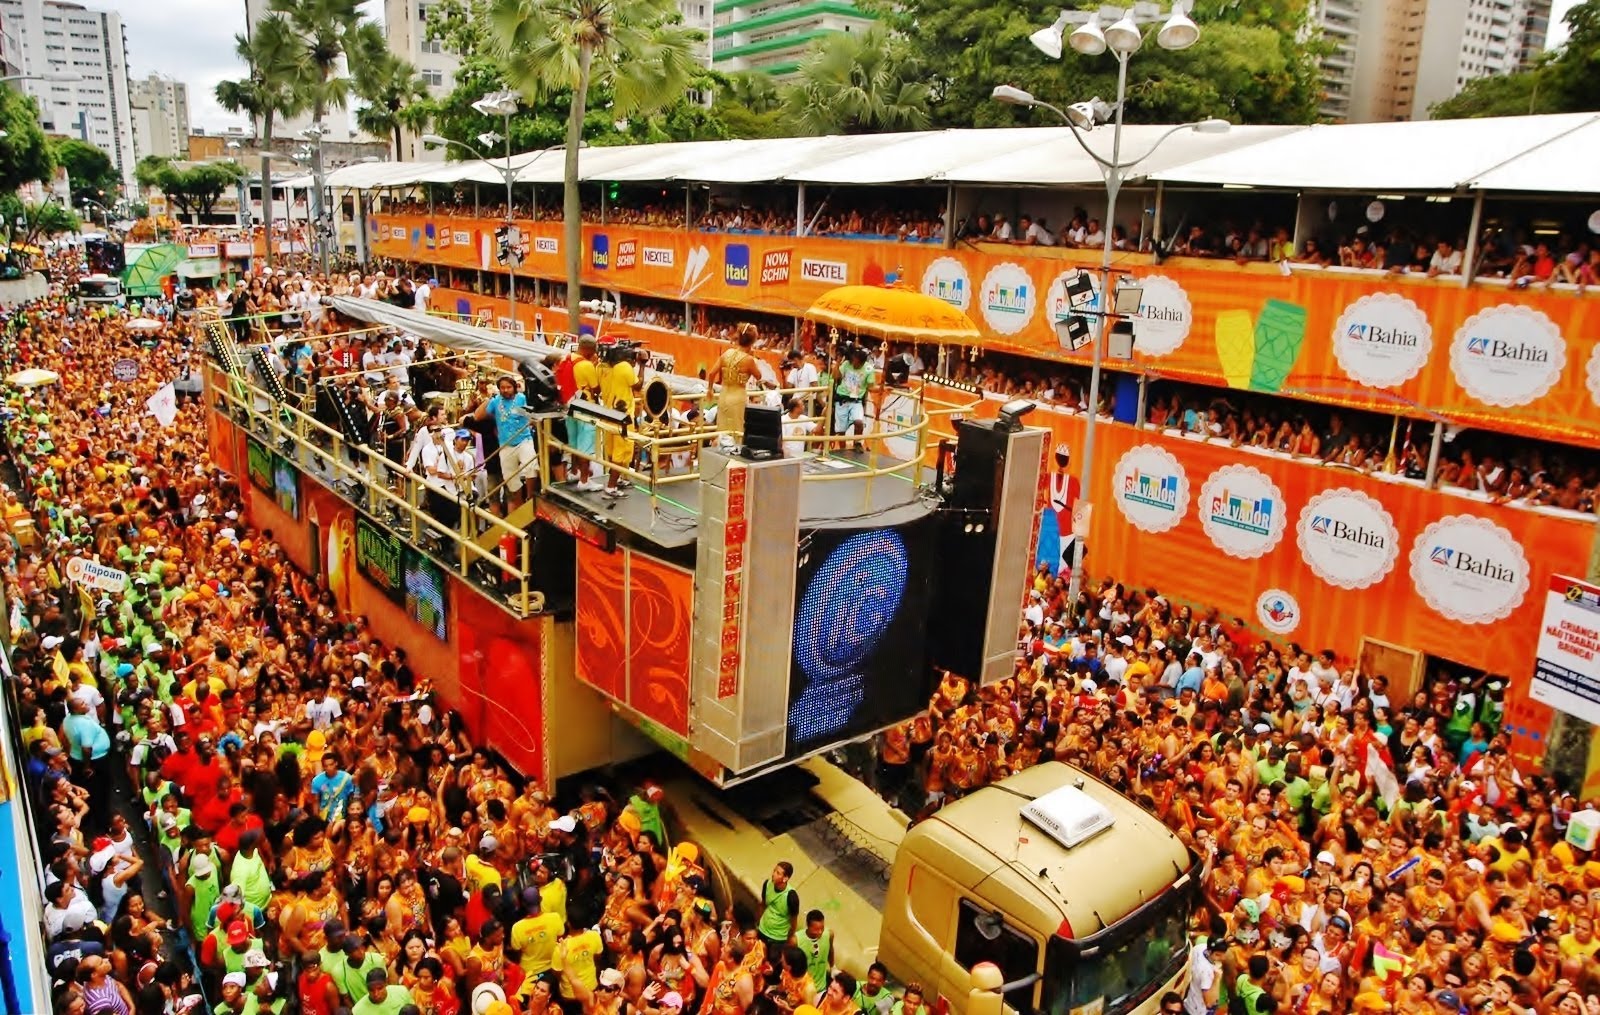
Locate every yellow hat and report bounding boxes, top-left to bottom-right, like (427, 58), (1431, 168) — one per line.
(617, 810), (642, 835)
(408, 805), (432, 825)
(239, 539), (254, 552)
(486, 1004), (514, 1015)
(1490, 920), (1523, 943)
(1584, 860), (1600, 882)
(182, 592), (201, 604)
(673, 842), (699, 864)
(795, 1006), (821, 1015)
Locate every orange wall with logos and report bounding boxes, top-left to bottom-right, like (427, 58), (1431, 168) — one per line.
(373, 214), (1600, 448)
(934, 384), (1591, 762)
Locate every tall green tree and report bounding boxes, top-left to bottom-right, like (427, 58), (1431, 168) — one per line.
(714, 72), (788, 139)
(1433, 0), (1600, 118)
(782, 25), (931, 135)
(0, 88), (55, 195)
(139, 158), (248, 223)
(876, 0), (1323, 127)
(0, 194), (80, 246)
(488, 0), (703, 327)
(216, 13), (309, 262)
(268, 0), (386, 129)
(49, 138), (119, 206)
(355, 51), (435, 158)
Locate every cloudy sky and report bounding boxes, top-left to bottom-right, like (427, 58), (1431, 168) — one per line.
(112, 0), (1581, 132)
(113, 0), (382, 132)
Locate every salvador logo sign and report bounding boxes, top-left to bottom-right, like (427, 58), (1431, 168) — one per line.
(1296, 488), (1399, 590)
(978, 262), (1037, 336)
(1449, 304), (1565, 407)
(1409, 514), (1530, 624)
(1198, 464), (1286, 559)
(1332, 292), (1432, 389)
(1112, 444), (1189, 534)
(920, 257), (971, 311)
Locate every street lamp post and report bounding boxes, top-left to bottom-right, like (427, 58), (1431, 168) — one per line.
(423, 90), (523, 325)
(994, 0), (1217, 613)
(300, 126), (331, 277)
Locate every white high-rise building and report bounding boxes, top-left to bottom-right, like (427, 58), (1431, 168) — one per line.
(1320, 0), (1553, 123)
(128, 73), (190, 160)
(0, 0), (136, 189)
(383, 0), (461, 161)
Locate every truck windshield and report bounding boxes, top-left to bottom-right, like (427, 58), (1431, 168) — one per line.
(1039, 880), (1192, 1015)
(78, 278), (121, 299)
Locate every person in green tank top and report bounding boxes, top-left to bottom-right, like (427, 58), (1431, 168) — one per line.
(187, 852), (221, 938)
(796, 910), (834, 994)
(229, 831), (273, 909)
(757, 861), (800, 962)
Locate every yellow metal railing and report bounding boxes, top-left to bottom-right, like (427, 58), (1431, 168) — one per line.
(199, 320), (540, 617)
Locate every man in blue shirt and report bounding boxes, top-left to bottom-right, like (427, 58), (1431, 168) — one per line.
(1176, 652), (1206, 696)
(472, 376), (538, 513)
(62, 696), (111, 824)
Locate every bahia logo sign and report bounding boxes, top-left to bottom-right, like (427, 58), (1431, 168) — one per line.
(724, 243), (751, 286)
(590, 234), (610, 270)
(1332, 292), (1433, 389)
(1112, 444), (1189, 533)
(1409, 514), (1530, 624)
(1199, 465), (1286, 559)
(1129, 274), (1192, 357)
(1450, 304), (1565, 407)
(1297, 488), (1399, 590)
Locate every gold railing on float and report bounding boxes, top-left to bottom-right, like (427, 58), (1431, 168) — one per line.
(197, 317), (540, 618)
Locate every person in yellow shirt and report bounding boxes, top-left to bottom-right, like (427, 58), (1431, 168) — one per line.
(598, 349), (640, 498)
(534, 858), (568, 929)
(465, 836), (504, 895)
(554, 926), (605, 1002)
(510, 887), (564, 979)
(1559, 914), (1600, 960)
(569, 347), (602, 491)
(1484, 828), (1532, 875)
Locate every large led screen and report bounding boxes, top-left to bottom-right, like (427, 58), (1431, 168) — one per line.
(785, 516), (936, 758)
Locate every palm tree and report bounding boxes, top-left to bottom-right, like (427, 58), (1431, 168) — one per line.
(355, 52), (434, 158)
(488, 0), (702, 327)
(215, 13), (308, 266)
(268, 0), (385, 129)
(782, 25), (932, 136)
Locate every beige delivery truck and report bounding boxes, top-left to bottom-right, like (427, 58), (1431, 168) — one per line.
(671, 759), (1199, 1015)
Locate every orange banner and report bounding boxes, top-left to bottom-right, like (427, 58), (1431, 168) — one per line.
(376, 214), (1600, 447)
(933, 385), (1589, 761)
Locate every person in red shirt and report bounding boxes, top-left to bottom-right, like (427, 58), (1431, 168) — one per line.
(182, 737), (224, 805)
(297, 950), (340, 1015)
(159, 730), (200, 792)
(214, 801), (265, 856)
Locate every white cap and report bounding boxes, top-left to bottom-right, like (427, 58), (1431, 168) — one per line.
(1315, 850), (1336, 866)
(243, 949), (270, 968)
(222, 972), (246, 988)
(550, 814), (578, 834)
(1151, 639), (1166, 651)
(41, 635), (63, 650)
(190, 853), (214, 878)
(1116, 635), (1134, 647)
(1466, 858), (1486, 873)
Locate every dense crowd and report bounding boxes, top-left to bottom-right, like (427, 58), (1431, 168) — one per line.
(6, 260), (911, 1015)
(868, 560), (1588, 1015)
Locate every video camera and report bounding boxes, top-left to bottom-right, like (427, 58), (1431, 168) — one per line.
(599, 338), (644, 366)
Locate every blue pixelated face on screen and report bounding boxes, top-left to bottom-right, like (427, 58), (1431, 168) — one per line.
(788, 529), (910, 744)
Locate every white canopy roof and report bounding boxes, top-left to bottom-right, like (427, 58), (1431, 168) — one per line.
(319, 115), (1600, 195)
(945, 123), (1303, 187)
(1463, 115), (1600, 194)
(1150, 113), (1600, 192)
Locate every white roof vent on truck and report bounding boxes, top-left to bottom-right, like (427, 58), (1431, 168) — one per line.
(1019, 784), (1115, 850)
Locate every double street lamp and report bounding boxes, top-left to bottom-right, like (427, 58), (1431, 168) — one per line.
(994, 0), (1224, 612)
(423, 89), (523, 326)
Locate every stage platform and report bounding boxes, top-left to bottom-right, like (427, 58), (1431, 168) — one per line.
(544, 447), (938, 550)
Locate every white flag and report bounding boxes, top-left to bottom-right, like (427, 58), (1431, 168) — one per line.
(146, 383), (178, 428)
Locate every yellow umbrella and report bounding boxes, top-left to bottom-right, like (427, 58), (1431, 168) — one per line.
(6, 368), (59, 388)
(804, 284), (981, 343)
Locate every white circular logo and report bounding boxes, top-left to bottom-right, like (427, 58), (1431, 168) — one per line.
(1129, 274), (1192, 357)
(1198, 465), (1287, 559)
(920, 256), (971, 312)
(1409, 514), (1530, 624)
(1296, 488), (1400, 590)
(1256, 589), (1301, 635)
(1111, 444), (1189, 533)
(1332, 293), (1433, 389)
(1449, 304), (1565, 407)
(977, 262), (1037, 336)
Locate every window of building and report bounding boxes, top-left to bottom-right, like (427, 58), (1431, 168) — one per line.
(422, 68), (444, 86)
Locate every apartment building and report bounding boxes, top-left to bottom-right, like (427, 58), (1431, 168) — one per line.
(129, 72), (190, 160)
(1320, 0), (1554, 122)
(0, 0), (136, 188)
(711, 0), (872, 78)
